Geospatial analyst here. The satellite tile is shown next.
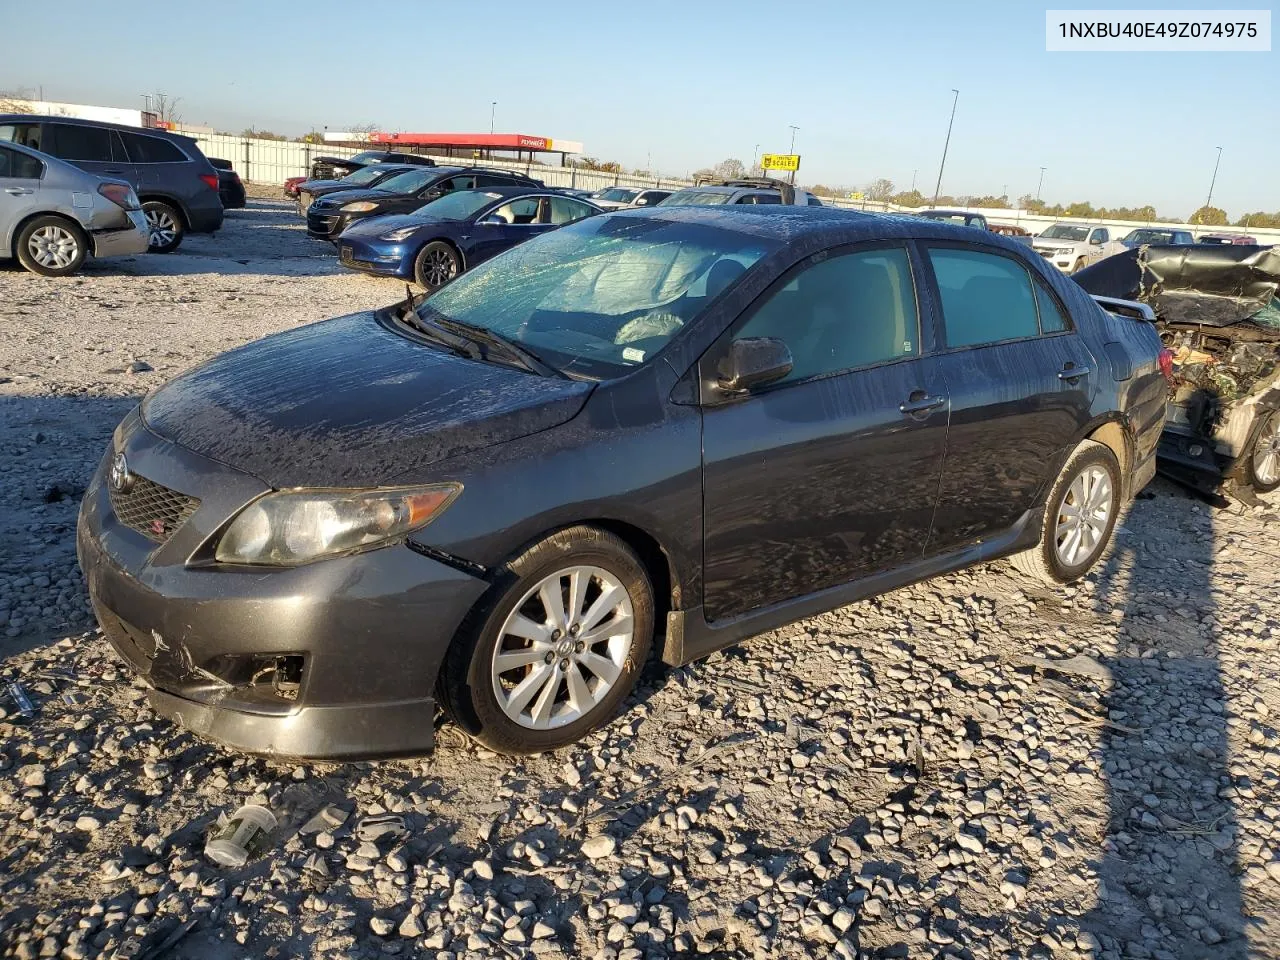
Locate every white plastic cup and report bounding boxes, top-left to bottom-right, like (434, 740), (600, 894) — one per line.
(205, 805), (278, 867)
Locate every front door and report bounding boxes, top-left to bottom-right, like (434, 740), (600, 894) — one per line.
(920, 244), (1096, 552)
(700, 243), (950, 622)
(470, 196), (557, 265)
(0, 145), (45, 243)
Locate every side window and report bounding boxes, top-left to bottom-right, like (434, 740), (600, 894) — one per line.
(548, 196), (594, 225)
(1089, 228), (1107, 243)
(47, 124), (113, 162)
(732, 246), (920, 385)
(0, 123), (43, 151)
(927, 247), (1040, 348)
(490, 197), (541, 225)
(0, 145), (43, 179)
(120, 132), (186, 163)
(1032, 278), (1070, 333)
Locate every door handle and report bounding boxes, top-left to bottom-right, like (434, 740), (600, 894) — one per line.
(900, 392), (946, 416)
(104, 169), (127, 175)
(1058, 363), (1091, 381)
(4, 187), (33, 195)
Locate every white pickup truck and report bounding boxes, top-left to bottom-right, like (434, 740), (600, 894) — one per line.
(1031, 223), (1114, 274)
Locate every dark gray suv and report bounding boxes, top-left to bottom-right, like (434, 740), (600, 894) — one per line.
(0, 115), (223, 252)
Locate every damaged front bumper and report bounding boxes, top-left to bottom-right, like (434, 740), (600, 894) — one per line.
(75, 414), (490, 759)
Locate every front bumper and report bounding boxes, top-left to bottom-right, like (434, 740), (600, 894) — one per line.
(76, 412), (490, 759)
(91, 211), (150, 257)
(337, 236), (414, 278)
(1034, 249), (1076, 273)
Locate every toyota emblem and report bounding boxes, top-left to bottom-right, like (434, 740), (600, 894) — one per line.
(110, 453), (134, 493)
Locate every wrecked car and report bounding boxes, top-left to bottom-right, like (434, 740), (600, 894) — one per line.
(77, 206), (1165, 760)
(1075, 245), (1280, 498)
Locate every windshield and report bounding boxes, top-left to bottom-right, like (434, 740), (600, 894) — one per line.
(598, 188), (640, 203)
(375, 168), (440, 195)
(1123, 229), (1175, 243)
(417, 216), (777, 378)
(659, 190), (732, 206)
(341, 166), (390, 186)
(415, 190), (507, 220)
(1040, 224), (1089, 241)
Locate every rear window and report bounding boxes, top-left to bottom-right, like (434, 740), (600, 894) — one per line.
(121, 132), (187, 163)
(49, 124), (113, 162)
(0, 145), (43, 179)
(660, 190), (732, 206)
(927, 247), (1041, 348)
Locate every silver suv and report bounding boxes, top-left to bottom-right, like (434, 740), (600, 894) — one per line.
(0, 140), (149, 276)
(0, 115), (223, 252)
(660, 178), (823, 207)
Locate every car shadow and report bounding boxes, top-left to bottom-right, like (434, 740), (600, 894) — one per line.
(1083, 481), (1248, 957)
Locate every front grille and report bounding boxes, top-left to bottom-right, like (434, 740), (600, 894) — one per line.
(308, 213), (338, 235)
(109, 473), (200, 543)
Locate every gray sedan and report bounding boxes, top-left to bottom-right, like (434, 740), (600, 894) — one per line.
(0, 140), (149, 276)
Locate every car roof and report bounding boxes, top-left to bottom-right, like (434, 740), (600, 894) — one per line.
(608, 204), (1038, 250)
(0, 113), (197, 145)
(920, 209), (980, 217)
(465, 185), (593, 199)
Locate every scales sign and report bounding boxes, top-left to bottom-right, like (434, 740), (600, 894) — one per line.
(760, 153), (800, 172)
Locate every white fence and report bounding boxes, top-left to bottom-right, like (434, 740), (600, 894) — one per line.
(181, 131), (1280, 243)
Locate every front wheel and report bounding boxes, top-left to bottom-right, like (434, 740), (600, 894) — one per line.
(1012, 440), (1121, 584)
(15, 216), (88, 277)
(414, 240), (460, 290)
(1244, 411), (1280, 494)
(1072, 257), (1088, 274)
(142, 201), (184, 253)
(440, 526), (654, 754)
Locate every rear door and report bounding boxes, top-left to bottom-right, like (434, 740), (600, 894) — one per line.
(0, 145), (45, 253)
(44, 123), (138, 186)
(699, 242), (949, 621)
(921, 243), (1095, 553)
(118, 130), (192, 197)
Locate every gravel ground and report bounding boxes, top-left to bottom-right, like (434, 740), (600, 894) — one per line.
(1, 201), (1279, 960)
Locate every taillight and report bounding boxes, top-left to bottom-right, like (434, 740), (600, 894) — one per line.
(97, 182), (139, 211)
(1158, 347), (1175, 385)
(199, 173), (219, 192)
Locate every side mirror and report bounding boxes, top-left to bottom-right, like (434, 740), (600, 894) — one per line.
(635, 197), (651, 206)
(717, 338), (793, 393)
(1089, 235), (1103, 245)
(478, 214), (504, 225)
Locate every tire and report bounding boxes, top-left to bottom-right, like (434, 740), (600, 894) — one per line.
(15, 215), (88, 277)
(1243, 410), (1280, 494)
(1072, 257), (1087, 274)
(1011, 440), (1122, 585)
(414, 240), (461, 291)
(440, 526), (654, 755)
(142, 200), (184, 253)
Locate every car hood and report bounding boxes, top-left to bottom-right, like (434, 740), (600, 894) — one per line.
(142, 311), (594, 488)
(340, 212), (459, 237)
(313, 187), (399, 209)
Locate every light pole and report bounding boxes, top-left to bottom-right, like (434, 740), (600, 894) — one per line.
(489, 101), (497, 135)
(787, 126), (799, 184)
(753, 143), (760, 171)
(932, 89), (959, 205)
(1036, 166), (1046, 201)
(1204, 146), (1223, 213)
(911, 168), (917, 193)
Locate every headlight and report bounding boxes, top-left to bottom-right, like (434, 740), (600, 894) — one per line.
(215, 484), (460, 565)
(380, 227), (419, 241)
(341, 201), (379, 212)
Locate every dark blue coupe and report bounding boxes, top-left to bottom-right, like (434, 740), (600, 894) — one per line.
(336, 186), (603, 289)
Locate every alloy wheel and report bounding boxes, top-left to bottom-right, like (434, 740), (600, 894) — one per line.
(146, 208), (178, 249)
(422, 248), (458, 286)
(491, 565), (634, 730)
(1253, 413), (1280, 485)
(27, 225), (79, 269)
(1054, 465), (1113, 567)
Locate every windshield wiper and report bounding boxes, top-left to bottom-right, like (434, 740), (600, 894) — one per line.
(398, 301), (482, 362)
(427, 314), (566, 379)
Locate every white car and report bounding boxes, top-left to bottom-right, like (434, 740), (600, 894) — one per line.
(589, 186), (672, 210)
(1031, 223), (1113, 274)
(659, 178), (823, 207)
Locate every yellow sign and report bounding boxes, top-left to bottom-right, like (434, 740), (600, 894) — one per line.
(849, 191), (865, 200)
(760, 153), (800, 172)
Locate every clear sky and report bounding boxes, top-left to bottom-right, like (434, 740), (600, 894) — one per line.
(2, 0), (1274, 219)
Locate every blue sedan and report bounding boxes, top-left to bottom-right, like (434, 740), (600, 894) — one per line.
(336, 186), (603, 289)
